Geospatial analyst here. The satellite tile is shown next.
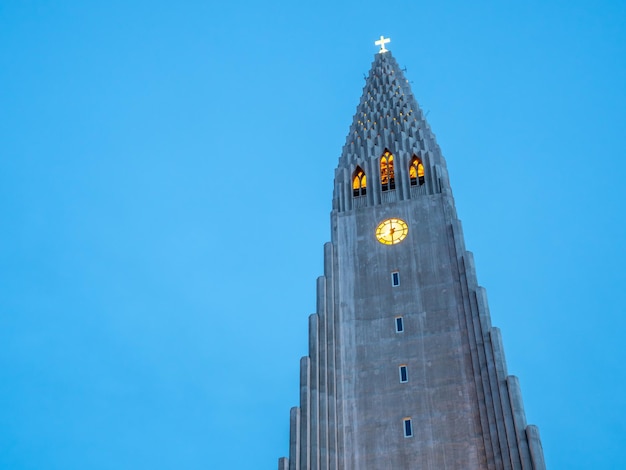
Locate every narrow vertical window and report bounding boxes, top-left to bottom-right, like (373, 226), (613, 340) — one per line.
(380, 150), (395, 191)
(403, 418), (413, 437)
(352, 166), (367, 197)
(391, 271), (400, 287)
(410, 156), (425, 186)
(399, 365), (408, 383)
(395, 316), (404, 333)
(380, 155), (388, 190)
(409, 157), (418, 185)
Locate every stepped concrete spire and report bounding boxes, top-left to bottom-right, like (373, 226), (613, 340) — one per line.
(278, 45), (546, 470)
(340, 50), (439, 167)
(333, 51), (449, 214)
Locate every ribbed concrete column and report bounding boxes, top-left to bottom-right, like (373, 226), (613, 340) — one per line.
(484, 327), (512, 469)
(316, 276), (328, 470)
(526, 425), (546, 470)
(506, 376), (533, 470)
(476, 287), (493, 334)
(323, 243), (339, 470)
(491, 328), (522, 468)
(299, 356), (310, 470)
(308, 314), (319, 470)
(288, 407), (300, 470)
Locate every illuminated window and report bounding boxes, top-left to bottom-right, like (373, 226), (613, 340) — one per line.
(403, 418), (413, 437)
(380, 150), (395, 191)
(395, 316), (404, 333)
(391, 271), (400, 287)
(409, 156), (425, 186)
(352, 166), (367, 197)
(399, 365), (408, 383)
(381, 156), (388, 186)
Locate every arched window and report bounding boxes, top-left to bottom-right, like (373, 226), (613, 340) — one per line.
(380, 150), (395, 191)
(352, 166), (367, 197)
(409, 156), (425, 186)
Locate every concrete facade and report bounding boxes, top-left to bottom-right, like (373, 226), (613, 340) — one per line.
(278, 50), (545, 470)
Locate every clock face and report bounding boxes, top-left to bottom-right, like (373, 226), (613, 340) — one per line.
(375, 218), (408, 245)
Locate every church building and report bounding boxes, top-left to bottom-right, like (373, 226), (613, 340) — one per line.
(278, 38), (546, 470)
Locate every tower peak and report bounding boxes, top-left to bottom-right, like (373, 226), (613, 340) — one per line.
(338, 50), (441, 182)
(333, 50), (447, 212)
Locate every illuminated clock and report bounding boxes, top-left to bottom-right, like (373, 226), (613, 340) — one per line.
(375, 218), (408, 245)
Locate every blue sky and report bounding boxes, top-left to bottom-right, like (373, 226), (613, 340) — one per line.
(1, 1), (625, 468)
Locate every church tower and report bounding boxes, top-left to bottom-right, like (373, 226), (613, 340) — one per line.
(278, 39), (546, 470)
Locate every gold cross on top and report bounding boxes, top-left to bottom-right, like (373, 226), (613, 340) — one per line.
(375, 35), (391, 53)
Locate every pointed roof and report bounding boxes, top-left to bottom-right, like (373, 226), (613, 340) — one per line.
(339, 51), (441, 166)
